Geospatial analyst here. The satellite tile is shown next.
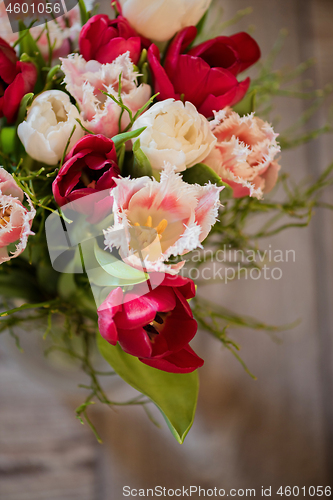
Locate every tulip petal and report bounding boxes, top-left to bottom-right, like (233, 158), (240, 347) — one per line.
(194, 183), (223, 241)
(97, 37), (141, 65)
(0, 38), (18, 84)
(164, 26), (197, 79)
(115, 294), (156, 329)
(118, 326), (153, 358)
(3, 62), (37, 124)
(147, 44), (178, 101)
(198, 78), (250, 118)
(161, 273), (196, 299)
(140, 345), (203, 373)
(171, 54), (211, 106)
(188, 36), (240, 75)
(229, 32), (261, 73)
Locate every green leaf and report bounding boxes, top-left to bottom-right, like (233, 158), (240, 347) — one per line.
(139, 62), (150, 85)
(182, 163), (223, 186)
(97, 336), (199, 443)
(16, 93), (34, 125)
(233, 90), (256, 116)
(196, 10), (209, 37)
(132, 139), (153, 177)
(94, 242), (148, 282)
(112, 127), (146, 154)
(78, 0), (89, 25)
(88, 266), (146, 287)
(18, 22), (44, 70)
(137, 48), (147, 69)
(0, 127), (16, 154)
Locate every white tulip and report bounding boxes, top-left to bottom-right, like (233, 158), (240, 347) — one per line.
(132, 99), (216, 172)
(17, 90), (84, 165)
(118, 0), (212, 42)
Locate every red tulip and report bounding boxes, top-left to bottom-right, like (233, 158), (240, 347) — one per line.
(52, 134), (120, 208)
(98, 274), (204, 373)
(0, 38), (37, 124)
(79, 14), (150, 65)
(148, 27), (261, 118)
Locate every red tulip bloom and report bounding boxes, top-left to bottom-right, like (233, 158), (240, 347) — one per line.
(79, 14), (150, 65)
(0, 38), (37, 124)
(98, 274), (203, 373)
(148, 27), (261, 118)
(52, 135), (120, 219)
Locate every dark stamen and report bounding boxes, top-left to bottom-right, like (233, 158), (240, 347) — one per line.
(143, 312), (170, 341)
(154, 313), (164, 325)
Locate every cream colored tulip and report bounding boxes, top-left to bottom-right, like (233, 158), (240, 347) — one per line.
(18, 90), (84, 165)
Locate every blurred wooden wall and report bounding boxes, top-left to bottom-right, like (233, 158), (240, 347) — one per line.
(1, 0), (333, 498)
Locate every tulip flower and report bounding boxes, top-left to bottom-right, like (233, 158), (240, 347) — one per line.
(98, 273), (204, 373)
(17, 90), (84, 165)
(104, 164), (223, 274)
(61, 52), (151, 138)
(132, 99), (216, 172)
(52, 134), (119, 205)
(148, 27), (261, 118)
(0, 37), (37, 124)
(79, 14), (150, 65)
(204, 108), (281, 199)
(0, 168), (35, 264)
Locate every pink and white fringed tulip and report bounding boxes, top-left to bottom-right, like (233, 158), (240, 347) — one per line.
(0, 168), (35, 265)
(204, 108), (281, 199)
(103, 164), (223, 274)
(61, 52), (151, 138)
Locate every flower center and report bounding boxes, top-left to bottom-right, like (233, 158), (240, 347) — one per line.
(50, 98), (68, 123)
(76, 164), (110, 190)
(143, 312), (170, 342)
(0, 204), (11, 227)
(129, 215), (168, 252)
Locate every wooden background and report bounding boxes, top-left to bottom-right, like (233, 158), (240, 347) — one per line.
(1, 0), (333, 498)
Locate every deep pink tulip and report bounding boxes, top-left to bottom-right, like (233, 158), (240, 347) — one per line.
(148, 27), (261, 118)
(0, 38), (37, 124)
(79, 14), (150, 65)
(98, 274), (204, 373)
(52, 134), (120, 208)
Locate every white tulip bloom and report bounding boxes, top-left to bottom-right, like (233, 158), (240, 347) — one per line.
(119, 0), (212, 42)
(132, 99), (216, 172)
(17, 90), (84, 165)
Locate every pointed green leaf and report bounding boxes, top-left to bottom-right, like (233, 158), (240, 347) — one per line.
(94, 242), (148, 282)
(196, 10), (209, 37)
(18, 22), (44, 70)
(16, 93), (34, 125)
(0, 127), (16, 154)
(112, 127), (146, 153)
(182, 162), (223, 186)
(233, 90), (256, 116)
(132, 138), (153, 177)
(78, 0), (89, 24)
(97, 336), (199, 443)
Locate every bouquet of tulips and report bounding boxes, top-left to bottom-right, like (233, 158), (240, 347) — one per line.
(0, 0), (332, 443)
